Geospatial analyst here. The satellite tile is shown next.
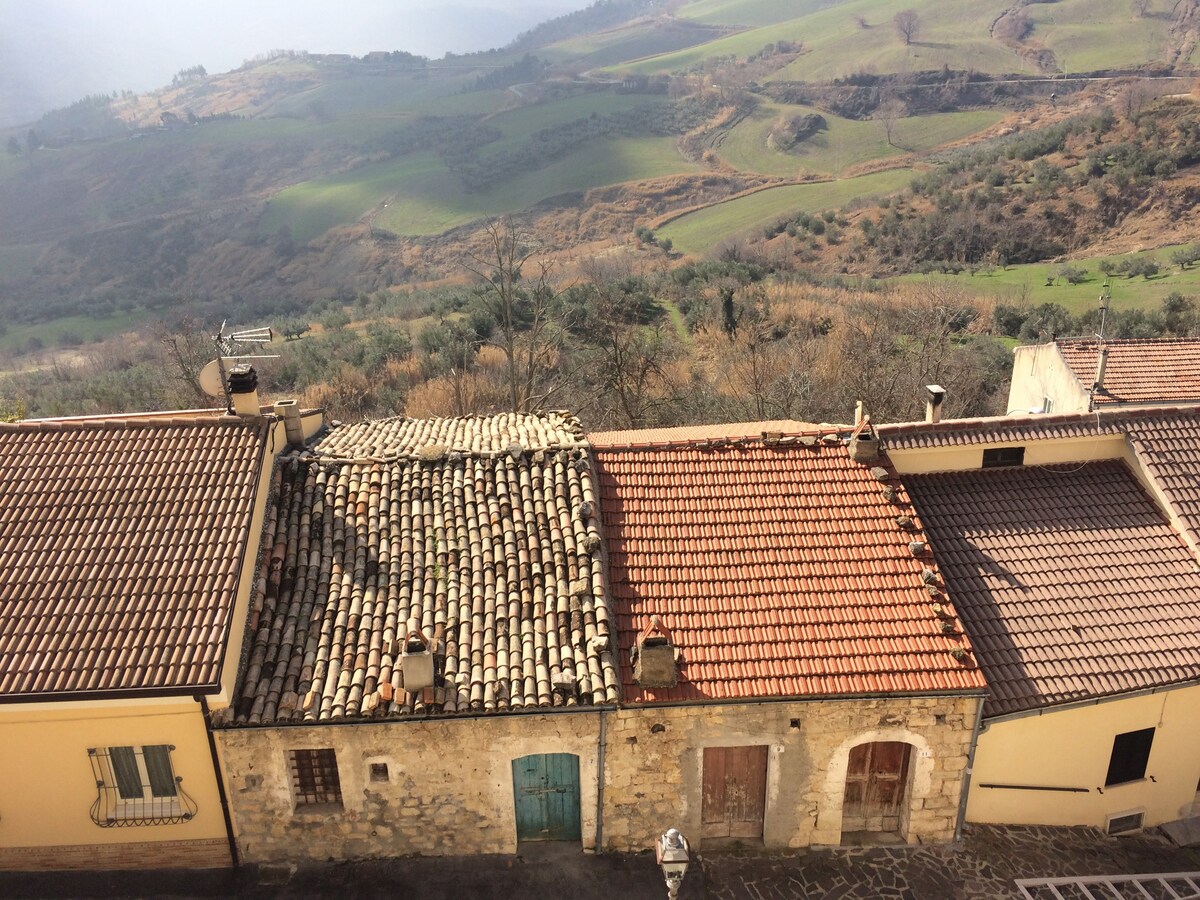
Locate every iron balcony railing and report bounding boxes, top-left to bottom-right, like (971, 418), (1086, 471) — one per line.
(87, 745), (198, 827)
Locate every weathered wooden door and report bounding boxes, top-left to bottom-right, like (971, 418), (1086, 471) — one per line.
(512, 753), (581, 842)
(841, 741), (911, 833)
(701, 745), (768, 839)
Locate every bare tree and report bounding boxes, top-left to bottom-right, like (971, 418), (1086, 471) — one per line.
(875, 95), (906, 148)
(463, 218), (564, 413)
(893, 9), (921, 45)
(1131, 0), (1150, 17)
(154, 317), (219, 407)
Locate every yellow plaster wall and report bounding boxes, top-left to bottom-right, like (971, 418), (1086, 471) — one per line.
(887, 434), (1127, 476)
(0, 698), (227, 849)
(968, 685), (1200, 827)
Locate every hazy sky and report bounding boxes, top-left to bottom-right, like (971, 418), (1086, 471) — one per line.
(0, 0), (593, 127)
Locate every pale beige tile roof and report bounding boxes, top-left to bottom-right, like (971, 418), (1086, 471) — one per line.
(236, 413), (619, 724)
(906, 460), (1200, 717)
(0, 415), (268, 700)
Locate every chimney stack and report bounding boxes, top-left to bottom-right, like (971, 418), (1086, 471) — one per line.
(925, 384), (946, 424)
(273, 399), (305, 447)
(227, 364), (260, 418)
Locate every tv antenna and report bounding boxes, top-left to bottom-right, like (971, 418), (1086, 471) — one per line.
(199, 320), (279, 413)
(1088, 280), (1112, 411)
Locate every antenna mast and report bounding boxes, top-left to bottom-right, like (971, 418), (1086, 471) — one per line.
(210, 321), (276, 413)
(1088, 280), (1111, 412)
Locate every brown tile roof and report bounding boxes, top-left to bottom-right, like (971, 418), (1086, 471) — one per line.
(591, 432), (986, 705)
(236, 413), (620, 724)
(905, 461), (1200, 718)
(877, 404), (1200, 450)
(1125, 413), (1200, 551)
(0, 416), (268, 700)
(1056, 338), (1200, 405)
(589, 420), (827, 448)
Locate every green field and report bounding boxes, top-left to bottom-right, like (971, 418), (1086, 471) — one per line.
(678, 0), (832, 27)
(659, 168), (913, 254)
(622, 0), (1017, 79)
(264, 133), (697, 240)
(0, 312), (142, 356)
(1023, 0), (1165, 72)
(904, 246), (1200, 314)
(541, 19), (731, 69)
(717, 102), (1004, 176)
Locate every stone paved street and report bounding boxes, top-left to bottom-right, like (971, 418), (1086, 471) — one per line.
(4, 825), (1200, 899)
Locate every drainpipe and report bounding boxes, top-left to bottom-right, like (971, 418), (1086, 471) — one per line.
(198, 695), (240, 868)
(595, 709), (607, 852)
(954, 699), (987, 842)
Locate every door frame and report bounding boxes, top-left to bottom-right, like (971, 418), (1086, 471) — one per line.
(692, 740), (781, 846)
(839, 740), (914, 838)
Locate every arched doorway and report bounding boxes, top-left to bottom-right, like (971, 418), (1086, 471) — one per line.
(841, 741), (912, 843)
(511, 753), (582, 842)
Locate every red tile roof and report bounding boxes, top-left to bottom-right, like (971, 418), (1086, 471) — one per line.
(591, 432), (986, 704)
(236, 413), (620, 724)
(0, 416), (268, 700)
(1056, 338), (1200, 405)
(905, 461), (1200, 718)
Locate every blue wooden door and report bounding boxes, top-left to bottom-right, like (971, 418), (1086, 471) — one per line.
(512, 753), (581, 841)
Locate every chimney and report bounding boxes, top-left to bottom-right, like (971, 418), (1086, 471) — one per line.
(634, 616), (677, 688)
(273, 399), (305, 447)
(925, 384), (946, 424)
(227, 364), (260, 418)
(1093, 346), (1109, 393)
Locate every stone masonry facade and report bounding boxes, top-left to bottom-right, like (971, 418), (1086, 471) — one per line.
(604, 696), (981, 851)
(217, 694), (980, 862)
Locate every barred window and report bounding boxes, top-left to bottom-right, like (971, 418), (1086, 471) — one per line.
(88, 745), (197, 826)
(289, 748), (342, 807)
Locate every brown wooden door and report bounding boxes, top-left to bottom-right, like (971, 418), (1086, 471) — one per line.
(841, 741), (911, 833)
(702, 745), (768, 839)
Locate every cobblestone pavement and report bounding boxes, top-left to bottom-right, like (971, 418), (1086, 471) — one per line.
(4, 825), (1200, 899)
(702, 825), (1200, 899)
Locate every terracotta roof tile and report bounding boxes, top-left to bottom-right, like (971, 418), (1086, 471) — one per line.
(1056, 338), (1200, 405)
(0, 415), (267, 699)
(905, 461), (1200, 718)
(878, 404), (1200, 450)
(235, 413), (619, 724)
(591, 434), (986, 704)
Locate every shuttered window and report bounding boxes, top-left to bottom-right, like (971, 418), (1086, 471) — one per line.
(1105, 728), (1155, 786)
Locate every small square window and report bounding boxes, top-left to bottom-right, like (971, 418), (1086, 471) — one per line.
(982, 447), (1025, 468)
(369, 762), (389, 783)
(1106, 728), (1155, 786)
(289, 748), (342, 807)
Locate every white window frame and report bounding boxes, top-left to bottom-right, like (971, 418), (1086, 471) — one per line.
(97, 745), (182, 821)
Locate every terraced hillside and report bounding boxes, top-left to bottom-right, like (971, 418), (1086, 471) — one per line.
(0, 0), (1197, 343)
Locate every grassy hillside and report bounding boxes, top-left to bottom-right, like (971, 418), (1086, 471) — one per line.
(659, 168), (912, 253)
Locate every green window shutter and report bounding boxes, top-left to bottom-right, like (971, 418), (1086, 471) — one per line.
(110, 746), (143, 799)
(143, 745), (178, 798)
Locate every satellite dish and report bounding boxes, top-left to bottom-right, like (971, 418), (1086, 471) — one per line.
(198, 359), (225, 398)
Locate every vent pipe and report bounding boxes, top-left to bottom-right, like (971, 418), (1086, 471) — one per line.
(227, 364), (260, 418)
(273, 399), (305, 447)
(1093, 346), (1109, 393)
(925, 384), (946, 424)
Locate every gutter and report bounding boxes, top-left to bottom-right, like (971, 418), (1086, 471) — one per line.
(954, 697), (986, 842)
(198, 695), (240, 868)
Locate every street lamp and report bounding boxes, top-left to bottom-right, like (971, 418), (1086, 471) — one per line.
(656, 828), (690, 899)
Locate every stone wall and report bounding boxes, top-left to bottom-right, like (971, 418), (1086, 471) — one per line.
(216, 712), (601, 862)
(605, 695), (982, 850)
(218, 694), (980, 862)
